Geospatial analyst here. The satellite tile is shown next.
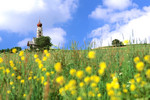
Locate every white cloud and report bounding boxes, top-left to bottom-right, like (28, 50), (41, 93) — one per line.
(89, 6), (150, 49)
(103, 0), (132, 10)
(89, 6), (113, 19)
(17, 38), (32, 48)
(88, 24), (110, 38)
(44, 28), (66, 47)
(0, 0), (78, 34)
(0, 37), (2, 42)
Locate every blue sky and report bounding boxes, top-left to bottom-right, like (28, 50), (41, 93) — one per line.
(0, 0), (150, 50)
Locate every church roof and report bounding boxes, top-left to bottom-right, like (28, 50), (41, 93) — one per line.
(37, 20), (42, 27)
(27, 41), (35, 46)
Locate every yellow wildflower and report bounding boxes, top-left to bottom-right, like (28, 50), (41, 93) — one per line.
(42, 56), (47, 61)
(136, 61), (144, 72)
(70, 69), (76, 76)
(77, 96), (82, 100)
(144, 55), (150, 63)
(107, 90), (114, 96)
(10, 81), (14, 85)
(97, 93), (101, 98)
(130, 84), (136, 91)
(46, 72), (50, 76)
(46, 53), (50, 57)
(146, 69), (150, 78)
(21, 56), (25, 61)
(85, 66), (92, 74)
(134, 56), (140, 63)
(41, 76), (44, 84)
(11, 73), (15, 77)
(33, 76), (37, 79)
(134, 73), (140, 78)
(51, 71), (54, 74)
(90, 82), (97, 88)
(12, 86), (15, 89)
(19, 51), (24, 56)
(13, 67), (17, 70)
(129, 79), (135, 84)
(56, 76), (65, 85)
(23, 94), (26, 97)
(88, 51), (95, 59)
(28, 77), (32, 80)
(76, 70), (84, 79)
(17, 76), (21, 80)
(69, 79), (76, 86)
(123, 89), (128, 93)
(54, 62), (62, 73)
(7, 90), (11, 94)
(12, 48), (17, 53)
(79, 82), (84, 88)
(98, 68), (104, 75)
(43, 50), (48, 54)
(44, 82), (47, 86)
(136, 77), (141, 83)
(106, 83), (112, 91)
(113, 83), (120, 89)
(39, 64), (43, 69)
(94, 76), (100, 83)
(34, 54), (38, 58)
(59, 87), (65, 96)
(42, 68), (46, 71)
(0, 57), (3, 63)
(20, 80), (25, 84)
(35, 58), (40, 62)
(84, 76), (91, 84)
(6, 68), (10, 74)
(99, 62), (106, 69)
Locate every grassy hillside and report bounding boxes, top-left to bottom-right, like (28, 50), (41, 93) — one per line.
(0, 43), (150, 100)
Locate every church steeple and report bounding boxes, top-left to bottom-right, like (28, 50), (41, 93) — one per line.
(37, 20), (43, 38)
(37, 20), (42, 27)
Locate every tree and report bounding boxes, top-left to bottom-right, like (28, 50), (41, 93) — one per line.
(112, 39), (124, 47)
(35, 36), (53, 50)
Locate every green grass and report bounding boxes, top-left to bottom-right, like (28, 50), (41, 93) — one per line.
(0, 42), (150, 100)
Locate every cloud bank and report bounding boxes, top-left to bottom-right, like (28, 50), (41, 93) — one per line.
(88, 0), (150, 48)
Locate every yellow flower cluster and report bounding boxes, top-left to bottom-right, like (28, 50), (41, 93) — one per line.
(106, 75), (121, 100)
(19, 51), (25, 61)
(56, 76), (65, 85)
(144, 55), (150, 63)
(0, 57), (3, 63)
(54, 62), (62, 73)
(70, 69), (76, 76)
(85, 66), (92, 74)
(88, 51), (95, 59)
(98, 62), (107, 75)
(146, 69), (150, 78)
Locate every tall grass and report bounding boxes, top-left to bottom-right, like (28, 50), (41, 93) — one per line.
(0, 35), (150, 100)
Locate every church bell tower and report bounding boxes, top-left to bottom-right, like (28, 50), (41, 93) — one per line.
(37, 20), (43, 38)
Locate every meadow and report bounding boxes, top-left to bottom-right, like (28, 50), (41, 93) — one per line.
(0, 41), (150, 100)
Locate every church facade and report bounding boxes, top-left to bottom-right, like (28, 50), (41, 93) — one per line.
(27, 20), (43, 48)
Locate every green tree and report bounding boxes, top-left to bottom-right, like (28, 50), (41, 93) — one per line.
(112, 39), (124, 47)
(35, 36), (53, 50)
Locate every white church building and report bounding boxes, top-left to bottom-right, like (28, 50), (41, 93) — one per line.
(27, 20), (43, 48)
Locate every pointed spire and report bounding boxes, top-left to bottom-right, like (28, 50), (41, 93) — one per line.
(37, 19), (42, 27)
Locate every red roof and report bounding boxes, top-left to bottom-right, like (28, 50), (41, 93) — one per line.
(37, 20), (42, 27)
